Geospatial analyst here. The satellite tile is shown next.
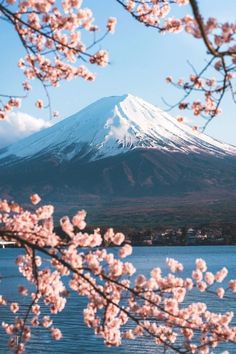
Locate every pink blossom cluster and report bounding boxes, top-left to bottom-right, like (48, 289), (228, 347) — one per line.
(125, 0), (171, 28)
(0, 79), (32, 118)
(120, 0), (236, 125)
(123, 0), (189, 31)
(89, 50), (109, 67)
(0, 98), (22, 120)
(1, 196), (236, 353)
(166, 73), (228, 121)
(107, 17), (117, 33)
(123, 0), (235, 50)
(0, 0), (117, 117)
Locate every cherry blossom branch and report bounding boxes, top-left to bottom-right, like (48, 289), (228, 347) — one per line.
(116, 0), (236, 130)
(0, 233), (213, 353)
(1, 233), (183, 353)
(0, 1), (116, 119)
(189, 0), (236, 57)
(202, 58), (228, 131)
(1, 197), (236, 353)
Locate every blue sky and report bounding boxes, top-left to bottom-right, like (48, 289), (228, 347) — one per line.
(0, 0), (235, 145)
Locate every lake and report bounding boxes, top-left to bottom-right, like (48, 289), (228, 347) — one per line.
(1, 246), (236, 353)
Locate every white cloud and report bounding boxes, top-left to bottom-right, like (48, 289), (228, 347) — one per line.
(0, 112), (53, 148)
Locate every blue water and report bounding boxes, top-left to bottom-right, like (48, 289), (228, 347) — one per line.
(1, 246), (236, 353)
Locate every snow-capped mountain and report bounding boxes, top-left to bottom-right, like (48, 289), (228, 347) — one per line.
(0, 94), (236, 167)
(1, 94), (236, 204)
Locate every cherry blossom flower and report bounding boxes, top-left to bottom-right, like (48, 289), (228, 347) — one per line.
(107, 17), (117, 33)
(35, 100), (44, 109)
(119, 244), (132, 258)
(10, 302), (19, 313)
(51, 328), (62, 340)
(30, 194), (41, 205)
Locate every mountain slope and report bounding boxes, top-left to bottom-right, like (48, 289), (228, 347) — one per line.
(0, 94), (236, 168)
(0, 94), (236, 215)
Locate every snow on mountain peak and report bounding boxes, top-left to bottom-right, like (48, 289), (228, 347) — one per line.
(1, 93), (236, 164)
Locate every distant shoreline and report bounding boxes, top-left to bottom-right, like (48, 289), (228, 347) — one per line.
(1, 242), (236, 249)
